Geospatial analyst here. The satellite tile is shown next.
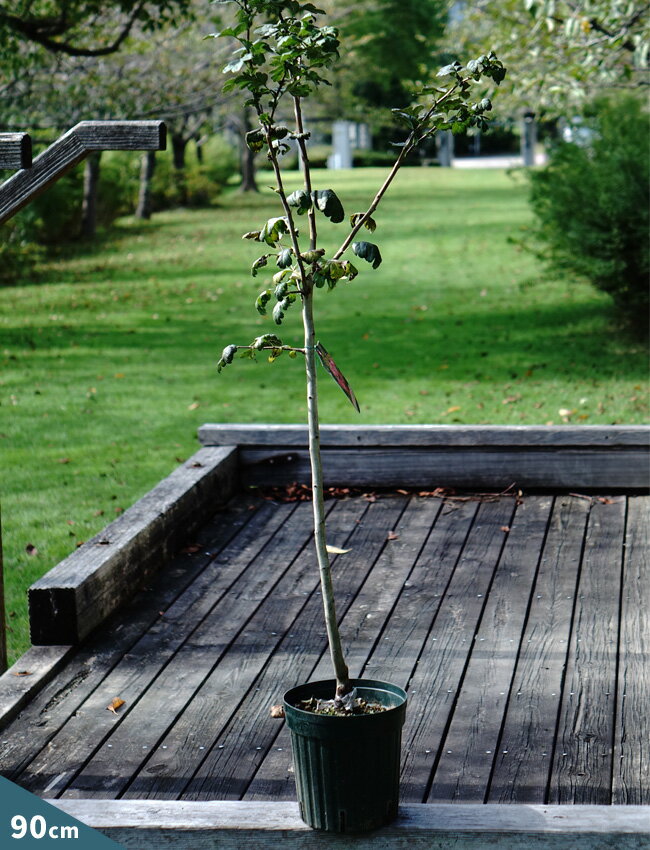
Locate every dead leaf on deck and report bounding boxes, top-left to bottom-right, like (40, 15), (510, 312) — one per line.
(107, 698), (125, 714)
(326, 545), (351, 555)
(500, 525), (511, 533)
(182, 544), (202, 554)
(387, 531), (400, 541)
(14, 670), (32, 677)
(270, 704), (285, 719)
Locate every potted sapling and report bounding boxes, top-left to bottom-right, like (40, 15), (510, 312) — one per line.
(212, 0), (505, 833)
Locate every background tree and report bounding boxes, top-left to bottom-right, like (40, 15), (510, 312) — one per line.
(0, 0), (195, 57)
(449, 0), (649, 115)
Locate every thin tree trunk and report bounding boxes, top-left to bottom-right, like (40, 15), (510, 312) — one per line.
(195, 136), (204, 164)
(79, 152), (101, 239)
(239, 107), (259, 193)
(135, 150), (156, 220)
(171, 133), (188, 204)
(301, 291), (351, 700)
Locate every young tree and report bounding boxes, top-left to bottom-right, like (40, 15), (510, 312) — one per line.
(214, 0), (505, 704)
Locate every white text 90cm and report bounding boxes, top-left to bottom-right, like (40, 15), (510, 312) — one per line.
(11, 815), (79, 840)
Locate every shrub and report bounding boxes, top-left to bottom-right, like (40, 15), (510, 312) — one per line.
(528, 96), (649, 335)
(150, 135), (237, 210)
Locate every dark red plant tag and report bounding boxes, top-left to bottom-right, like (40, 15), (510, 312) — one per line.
(315, 342), (360, 412)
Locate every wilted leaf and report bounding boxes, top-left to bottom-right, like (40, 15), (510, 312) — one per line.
(500, 525), (511, 533)
(14, 670), (32, 677)
(312, 189), (344, 223)
(352, 241), (382, 269)
(188, 402), (200, 410)
(107, 697), (125, 714)
(182, 544), (202, 554)
(326, 545), (351, 555)
(270, 704), (285, 719)
(387, 531), (400, 541)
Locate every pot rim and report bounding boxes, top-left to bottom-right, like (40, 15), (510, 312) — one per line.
(283, 677), (407, 721)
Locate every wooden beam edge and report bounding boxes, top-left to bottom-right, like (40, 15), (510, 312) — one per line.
(198, 423), (650, 449)
(0, 645), (74, 731)
(28, 446), (238, 644)
(72, 120), (167, 151)
(0, 133), (32, 170)
(46, 800), (650, 837)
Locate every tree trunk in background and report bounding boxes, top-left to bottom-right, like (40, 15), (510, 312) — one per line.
(239, 107), (259, 193)
(171, 133), (188, 204)
(136, 150), (156, 220)
(80, 152), (101, 239)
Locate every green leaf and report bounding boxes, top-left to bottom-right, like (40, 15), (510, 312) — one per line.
(255, 290), (272, 314)
(350, 212), (377, 233)
(217, 344), (238, 373)
(300, 248), (325, 264)
(343, 261), (359, 280)
(352, 241), (382, 269)
(259, 217), (289, 246)
(251, 254), (269, 276)
(272, 298), (290, 325)
(312, 189), (344, 223)
(437, 61), (462, 77)
(286, 189), (312, 215)
(277, 248), (293, 268)
(245, 129), (265, 152)
(253, 333), (283, 350)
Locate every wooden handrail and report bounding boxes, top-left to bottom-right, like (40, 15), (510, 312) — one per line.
(0, 133), (32, 170)
(0, 120), (166, 225)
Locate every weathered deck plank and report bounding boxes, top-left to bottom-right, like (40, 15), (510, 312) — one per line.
(612, 496), (650, 805)
(488, 495), (591, 803)
(390, 498), (517, 803)
(549, 497), (627, 804)
(428, 495), (554, 803)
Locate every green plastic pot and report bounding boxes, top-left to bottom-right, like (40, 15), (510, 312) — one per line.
(283, 678), (407, 833)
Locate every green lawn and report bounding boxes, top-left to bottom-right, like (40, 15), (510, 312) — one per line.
(1, 166), (647, 663)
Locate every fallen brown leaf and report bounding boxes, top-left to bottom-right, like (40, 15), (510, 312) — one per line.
(387, 531), (400, 541)
(107, 697), (125, 714)
(500, 525), (511, 533)
(14, 670), (32, 677)
(270, 704), (285, 719)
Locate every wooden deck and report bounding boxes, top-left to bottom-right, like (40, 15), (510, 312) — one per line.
(1, 487), (647, 810)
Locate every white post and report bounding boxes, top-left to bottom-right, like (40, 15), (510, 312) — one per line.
(436, 129), (454, 167)
(327, 120), (353, 169)
(521, 110), (537, 167)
